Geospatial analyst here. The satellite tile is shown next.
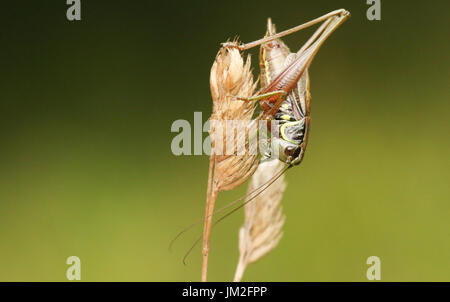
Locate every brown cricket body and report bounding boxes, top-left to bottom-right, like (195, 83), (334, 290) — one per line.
(258, 18), (311, 165)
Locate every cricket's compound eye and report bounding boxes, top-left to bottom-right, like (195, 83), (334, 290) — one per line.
(285, 145), (301, 159)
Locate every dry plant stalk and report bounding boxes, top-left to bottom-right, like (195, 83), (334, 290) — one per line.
(209, 46), (259, 192)
(202, 45), (258, 281)
(199, 9), (350, 282)
(233, 159), (286, 282)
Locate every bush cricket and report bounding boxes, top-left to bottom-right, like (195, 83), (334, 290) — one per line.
(171, 9), (350, 282)
(228, 8), (350, 166)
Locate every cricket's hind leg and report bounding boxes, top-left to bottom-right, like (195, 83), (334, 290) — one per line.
(222, 9), (350, 51)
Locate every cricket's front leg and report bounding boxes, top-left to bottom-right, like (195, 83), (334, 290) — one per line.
(234, 90), (287, 103)
(261, 92), (288, 120)
(230, 90), (288, 121)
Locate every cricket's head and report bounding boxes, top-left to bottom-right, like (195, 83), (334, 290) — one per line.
(270, 137), (302, 166)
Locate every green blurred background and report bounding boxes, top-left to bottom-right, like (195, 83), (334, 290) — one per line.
(0, 0), (449, 281)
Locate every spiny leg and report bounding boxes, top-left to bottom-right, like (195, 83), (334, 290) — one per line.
(281, 10), (350, 77)
(297, 15), (334, 55)
(222, 9), (350, 51)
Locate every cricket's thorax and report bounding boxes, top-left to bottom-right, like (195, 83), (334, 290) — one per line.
(260, 44), (290, 88)
(259, 20), (291, 88)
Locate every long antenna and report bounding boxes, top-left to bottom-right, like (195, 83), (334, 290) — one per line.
(168, 159), (285, 251)
(181, 164), (291, 264)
